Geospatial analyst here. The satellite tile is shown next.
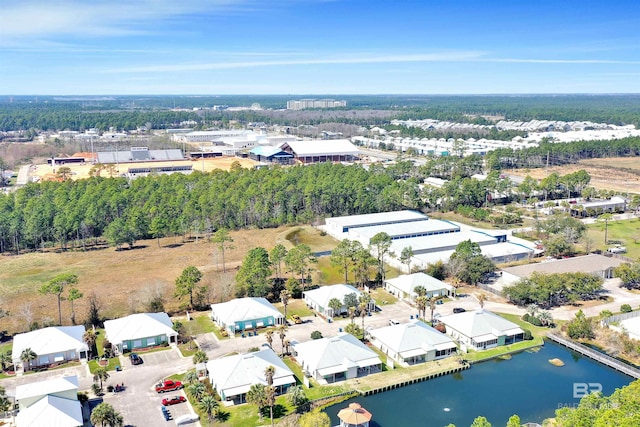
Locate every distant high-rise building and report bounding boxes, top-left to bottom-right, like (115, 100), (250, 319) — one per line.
(286, 99), (347, 110)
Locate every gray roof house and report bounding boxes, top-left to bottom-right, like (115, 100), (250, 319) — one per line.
(293, 333), (382, 384)
(438, 309), (524, 352)
(384, 273), (455, 301)
(369, 320), (457, 366)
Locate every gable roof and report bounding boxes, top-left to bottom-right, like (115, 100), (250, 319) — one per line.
(502, 254), (627, 278)
(303, 284), (362, 309)
(438, 310), (523, 339)
(385, 273), (453, 295)
(283, 139), (359, 156)
(211, 297), (283, 324)
(293, 333), (381, 376)
(103, 312), (176, 346)
(369, 321), (456, 356)
(16, 376), (79, 402)
(12, 326), (88, 362)
(249, 146), (292, 158)
(207, 348), (294, 397)
(15, 395), (83, 427)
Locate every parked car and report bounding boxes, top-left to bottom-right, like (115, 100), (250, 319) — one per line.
(290, 314), (302, 324)
(155, 380), (183, 393)
(453, 308), (466, 314)
(129, 353), (142, 365)
(162, 395), (186, 406)
(175, 413), (200, 425)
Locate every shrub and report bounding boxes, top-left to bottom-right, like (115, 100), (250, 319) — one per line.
(310, 331), (323, 340)
(620, 304), (633, 313)
(528, 316), (543, 327)
(248, 347), (259, 352)
(522, 313), (531, 322)
(522, 329), (533, 340)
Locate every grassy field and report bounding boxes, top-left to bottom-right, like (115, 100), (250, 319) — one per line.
(0, 227), (290, 334)
(273, 299), (314, 319)
(585, 217), (640, 260)
(370, 288), (398, 306)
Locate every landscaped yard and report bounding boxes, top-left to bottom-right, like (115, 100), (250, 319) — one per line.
(370, 288), (398, 307)
(274, 299), (314, 319)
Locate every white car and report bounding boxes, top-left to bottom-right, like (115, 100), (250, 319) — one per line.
(175, 413), (199, 425)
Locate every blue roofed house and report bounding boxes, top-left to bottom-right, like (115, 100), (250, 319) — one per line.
(248, 146), (295, 164)
(211, 297), (285, 335)
(103, 312), (178, 354)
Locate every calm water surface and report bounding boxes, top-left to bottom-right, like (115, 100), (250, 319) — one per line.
(325, 342), (633, 427)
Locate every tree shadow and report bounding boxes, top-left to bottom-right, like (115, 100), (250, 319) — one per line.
(165, 243), (184, 249)
(215, 410), (230, 422)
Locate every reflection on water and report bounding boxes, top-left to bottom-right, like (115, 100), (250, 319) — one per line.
(325, 342), (632, 427)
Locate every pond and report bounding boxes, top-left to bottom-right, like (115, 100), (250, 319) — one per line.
(325, 341), (633, 427)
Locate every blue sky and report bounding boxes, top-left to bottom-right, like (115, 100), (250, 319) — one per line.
(1, 0), (639, 95)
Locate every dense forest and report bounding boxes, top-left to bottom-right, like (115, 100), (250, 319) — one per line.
(2, 94), (640, 131)
(0, 162), (413, 254)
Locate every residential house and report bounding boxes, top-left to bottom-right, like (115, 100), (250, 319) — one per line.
(211, 297), (285, 335)
(303, 284), (374, 318)
(384, 273), (455, 301)
(103, 312), (178, 354)
(12, 326), (89, 370)
(15, 376), (83, 427)
(293, 333), (382, 384)
(369, 320), (457, 366)
(438, 309), (524, 351)
(207, 348), (295, 404)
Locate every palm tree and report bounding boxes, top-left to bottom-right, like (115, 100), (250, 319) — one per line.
(359, 301), (367, 339)
(526, 304), (539, 318)
(328, 298), (343, 318)
(283, 339), (291, 356)
(93, 367), (109, 390)
(265, 385), (276, 427)
(264, 365), (275, 386)
(414, 285), (427, 297)
(538, 310), (553, 327)
(183, 369), (200, 385)
(429, 297), (437, 323)
(188, 381), (206, 401)
(0, 351), (12, 372)
(199, 394), (220, 426)
(477, 294), (486, 309)
(348, 306), (357, 324)
(415, 296), (427, 320)
(83, 329), (97, 358)
(90, 402), (123, 427)
(599, 213), (614, 244)
(20, 348), (37, 372)
(193, 350), (208, 365)
(278, 325), (288, 356)
(280, 290), (290, 319)
(265, 330), (274, 349)
(246, 384), (267, 420)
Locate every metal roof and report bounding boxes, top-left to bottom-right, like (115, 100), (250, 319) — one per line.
(503, 254), (627, 278)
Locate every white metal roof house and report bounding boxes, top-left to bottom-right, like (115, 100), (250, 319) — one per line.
(207, 348), (295, 404)
(438, 310), (524, 352)
(303, 284), (374, 318)
(384, 273), (455, 301)
(103, 312), (177, 354)
(211, 297), (285, 335)
(369, 321), (457, 366)
(293, 333), (382, 384)
(15, 375), (82, 427)
(11, 326), (89, 370)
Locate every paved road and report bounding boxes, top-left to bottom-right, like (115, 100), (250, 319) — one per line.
(15, 165), (31, 186)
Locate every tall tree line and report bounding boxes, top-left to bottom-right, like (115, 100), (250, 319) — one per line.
(0, 163), (410, 254)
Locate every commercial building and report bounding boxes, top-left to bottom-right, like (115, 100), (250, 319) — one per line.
(287, 99), (347, 110)
(281, 139), (359, 164)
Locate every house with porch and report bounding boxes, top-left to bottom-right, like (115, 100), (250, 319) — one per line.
(211, 297), (285, 336)
(368, 320), (457, 366)
(384, 273), (455, 301)
(303, 284), (374, 318)
(438, 309), (524, 352)
(12, 326), (89, 371)
(207, 348), (295, 404)
(103, 312), (178, 354)
(292, 333), (382, 384)
(15, 375), (83, 427)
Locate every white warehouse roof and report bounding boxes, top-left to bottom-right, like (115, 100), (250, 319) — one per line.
(285, 139), (359, 156)
(325, 210), (427, 230)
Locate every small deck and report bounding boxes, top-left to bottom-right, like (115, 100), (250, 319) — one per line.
(547, 333), (640, 379)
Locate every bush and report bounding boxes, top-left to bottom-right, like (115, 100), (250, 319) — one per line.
(522, 329), (533, 340)
(620, 304), (633, 313)
(522, 313), (531, 322)
(528, 316), (543, 327)
(310, 331), (323, 340)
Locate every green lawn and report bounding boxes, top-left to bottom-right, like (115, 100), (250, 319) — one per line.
(274, 299), (314, 318)
(88, 357), (120, 373)
(370, 288), (398, 306)
(0, 341), (12, 355)
(178, 342), (199, 358)
(586, 217), (640, 259)
(187, 313), (217, 334)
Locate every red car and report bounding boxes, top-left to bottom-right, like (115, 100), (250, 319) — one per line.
(162, 395), (186, 406)
(155, 380), (183, 393)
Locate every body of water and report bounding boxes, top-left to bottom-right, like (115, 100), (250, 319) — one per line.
(325, 341), (633, 427)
